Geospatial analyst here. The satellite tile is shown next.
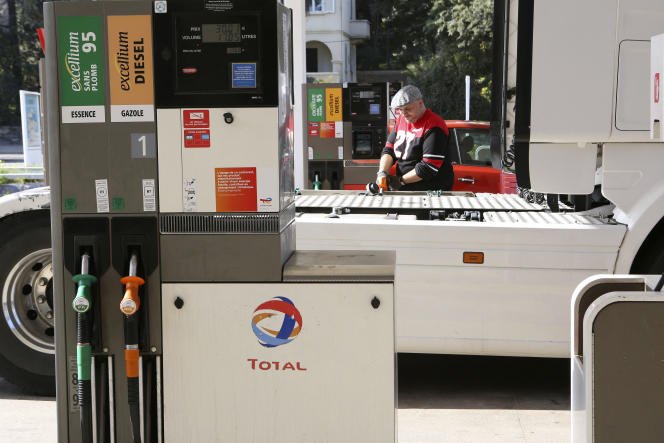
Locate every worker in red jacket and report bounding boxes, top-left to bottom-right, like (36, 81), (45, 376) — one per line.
(376, 85), (453, 191)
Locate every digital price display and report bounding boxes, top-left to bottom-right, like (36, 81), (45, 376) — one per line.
(202, 24), (242, 43)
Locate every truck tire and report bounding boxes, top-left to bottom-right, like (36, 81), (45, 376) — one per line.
(0, 210), (54, 395)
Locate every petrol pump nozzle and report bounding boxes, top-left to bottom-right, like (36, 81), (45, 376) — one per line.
(73, 253), (97, 313)
(366, 181), (386, 195)
(377, 175), (388, 192)
(120, 254), (144, 316)
(120, 276), (144, 316)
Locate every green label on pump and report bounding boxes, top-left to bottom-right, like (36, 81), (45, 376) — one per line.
(112, 197), (125, 211)
(64, 198), (77, 211)
(57, 16), (106, 123)
(308, 88), (324, 122)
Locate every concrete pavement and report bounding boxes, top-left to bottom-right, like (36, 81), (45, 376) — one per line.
(0, 377), (56, 442)
(397, 355), (569, 442)
(0, 355), (570, 442)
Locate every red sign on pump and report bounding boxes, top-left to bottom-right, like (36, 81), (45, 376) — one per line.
(183, 129), (211, 148)
(215, 167), (257, 212)
(183, 110), (210, 128)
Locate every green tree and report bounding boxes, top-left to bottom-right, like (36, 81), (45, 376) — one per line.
(424, 0), (493, 119)
(357, 0), (493, 120)
(0, 0), (44, 126)
(357, 0), (437, 70)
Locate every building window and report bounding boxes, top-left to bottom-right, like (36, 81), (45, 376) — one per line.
(306, 0), (334, 14)
(306, 48), (319, 72)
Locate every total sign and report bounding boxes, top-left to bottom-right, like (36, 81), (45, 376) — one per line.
(249, 296), (307, 371)
(162, 282), (395, 443)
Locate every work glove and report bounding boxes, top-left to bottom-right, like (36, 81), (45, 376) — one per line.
(376, 170), (389, 191)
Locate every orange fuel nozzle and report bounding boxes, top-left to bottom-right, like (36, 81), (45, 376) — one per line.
(377, 175), (388, 192)
(120, 275), (144, 316)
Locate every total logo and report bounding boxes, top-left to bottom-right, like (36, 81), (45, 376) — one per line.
(251, 296), (302, 347)
(259, 196), (273, 205)
(246, 358), (306, 371)
(249, 297), (306, 372)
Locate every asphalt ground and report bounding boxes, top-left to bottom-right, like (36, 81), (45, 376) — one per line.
(398, 355), (570, 442)
(0, 355), (570, 442)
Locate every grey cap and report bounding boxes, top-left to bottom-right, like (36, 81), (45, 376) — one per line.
(390, 85), (423, 108)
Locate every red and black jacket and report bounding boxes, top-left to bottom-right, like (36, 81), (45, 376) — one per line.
(382, 109), (453, 191)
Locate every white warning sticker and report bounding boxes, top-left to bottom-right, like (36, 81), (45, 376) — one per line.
(335, 121), (343, 138)
(338, 146), (344, 160)
(308, 147), (314, 160)
(142, 179), (156, 212)
(95, 179), (110, 213)
(183, 178), (197, 212)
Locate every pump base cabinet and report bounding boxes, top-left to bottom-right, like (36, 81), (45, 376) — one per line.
(162, 283), (395, 442)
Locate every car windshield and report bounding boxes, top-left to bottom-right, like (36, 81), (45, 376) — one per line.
(454, 128), (491, 166)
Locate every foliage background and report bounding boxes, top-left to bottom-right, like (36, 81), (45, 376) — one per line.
(0, 0), (44, 126)
(356, 0), (493, 121)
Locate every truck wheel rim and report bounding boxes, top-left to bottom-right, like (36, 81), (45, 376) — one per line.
(2, 249), (55, 354)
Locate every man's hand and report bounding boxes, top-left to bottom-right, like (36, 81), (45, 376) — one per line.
(376, 170), (389, 191)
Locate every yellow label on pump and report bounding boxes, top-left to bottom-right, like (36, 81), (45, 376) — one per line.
(107, 15), (154, 122)
(325, 87), (343, 122)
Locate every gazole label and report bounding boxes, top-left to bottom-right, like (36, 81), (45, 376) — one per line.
(325, 87), (342, 121)
(107, 15), (155, 122)
(58, 16), (105, 123)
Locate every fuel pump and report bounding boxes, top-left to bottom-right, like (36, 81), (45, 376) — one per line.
(343, 82), (396, 190)
(49, 1), (396, 442)
(46, 1), (161, 441)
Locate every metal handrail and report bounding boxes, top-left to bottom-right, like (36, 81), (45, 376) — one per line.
(0, 163), (45, 179)
(0, 173), (45, 179)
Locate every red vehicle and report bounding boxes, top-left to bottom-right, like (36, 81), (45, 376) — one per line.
(445, 120), (516, 194)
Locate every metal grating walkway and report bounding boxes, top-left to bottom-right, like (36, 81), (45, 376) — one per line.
(295, 191), (545, 212)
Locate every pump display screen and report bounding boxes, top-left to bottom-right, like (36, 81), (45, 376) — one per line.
(202, 24), (242, 43)
(169, 13), (262, 94)
(154, 2), (285, 107)
(349, 84), (386, 122)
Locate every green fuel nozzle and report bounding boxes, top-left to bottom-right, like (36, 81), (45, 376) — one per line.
(72, 253), (97, 313)
(72, 276), (97, 313)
